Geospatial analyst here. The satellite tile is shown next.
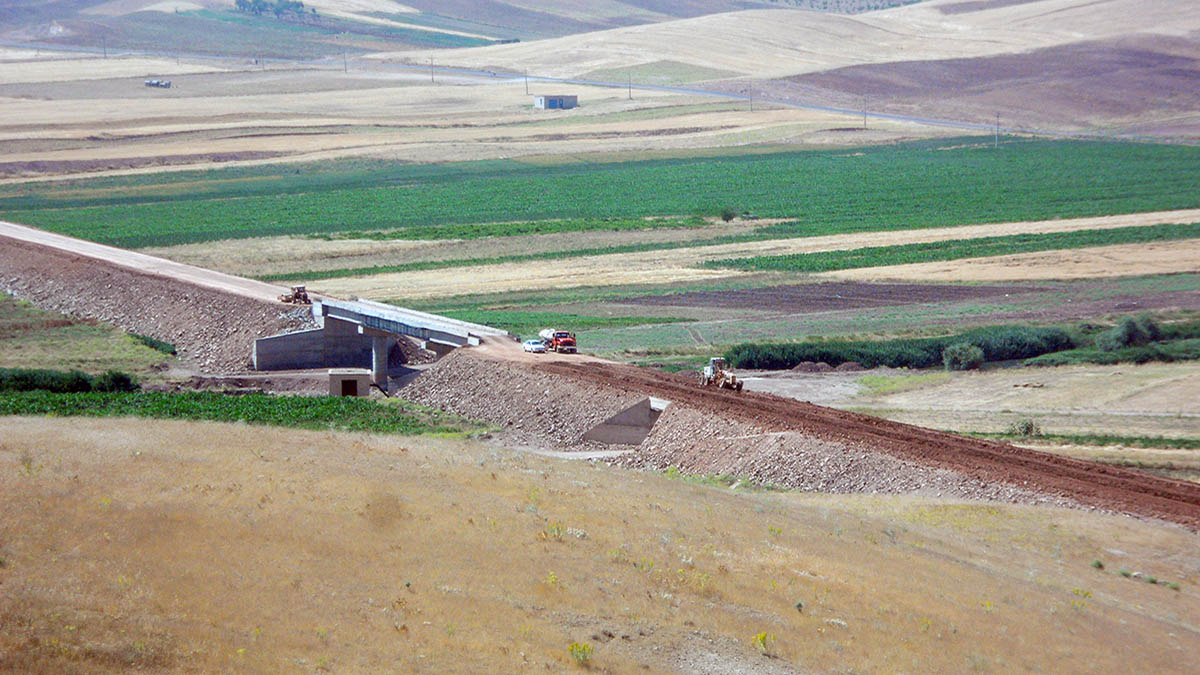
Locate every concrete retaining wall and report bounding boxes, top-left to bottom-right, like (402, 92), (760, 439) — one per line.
(254, 317), (374, 371)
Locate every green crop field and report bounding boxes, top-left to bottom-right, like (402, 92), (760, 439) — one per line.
(3, 138), (1197, 248)
(0, 390), (473, 435)
(706, 222), (1200, 272)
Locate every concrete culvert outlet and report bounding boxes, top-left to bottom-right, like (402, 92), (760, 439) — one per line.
(583, 397), (670, 446)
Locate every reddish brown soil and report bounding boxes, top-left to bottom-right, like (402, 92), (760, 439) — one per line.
(534, 359), (1200, 529)
(741, 34), (1200, 135)
(622, 281), (1036, 312)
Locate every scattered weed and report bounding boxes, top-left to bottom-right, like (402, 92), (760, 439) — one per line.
(752, 631), (776, 656)
(568, 641), (593, 667)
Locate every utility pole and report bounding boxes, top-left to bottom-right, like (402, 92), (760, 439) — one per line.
(862, 96), (867, 130)
(102, 37), (107, 58)
(343, 52), (347, 73)
(749, 85), (753, 113)
(429, 57), (434, 84)
(627, 72), (632, 100)
(995, 113), (1000, 148)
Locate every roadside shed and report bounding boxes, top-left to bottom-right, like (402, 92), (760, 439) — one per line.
(533, 94), (577, 110)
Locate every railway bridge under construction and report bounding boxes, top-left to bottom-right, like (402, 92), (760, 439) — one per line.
(253, 298), (510, 390)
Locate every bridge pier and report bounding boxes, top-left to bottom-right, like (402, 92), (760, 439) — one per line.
(371, 334), (389, 391)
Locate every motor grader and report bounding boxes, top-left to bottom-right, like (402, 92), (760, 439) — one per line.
(699, 357), (743, 392)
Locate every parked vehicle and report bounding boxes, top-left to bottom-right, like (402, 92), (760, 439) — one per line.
(537, 329), (577, 354)
(522, 339), (547, 353)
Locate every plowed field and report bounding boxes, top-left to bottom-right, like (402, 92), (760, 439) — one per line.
(621, 281), (1036, 312)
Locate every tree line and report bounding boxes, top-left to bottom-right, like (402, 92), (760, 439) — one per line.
(233, 0), (317, 20)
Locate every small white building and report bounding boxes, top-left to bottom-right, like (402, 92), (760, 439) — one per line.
(533, 94), (577, 110)
(329, 368), (373, 397)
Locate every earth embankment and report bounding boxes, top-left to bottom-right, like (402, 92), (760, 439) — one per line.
(0, 233), (308, 372)
(403, 349), (1200, 529)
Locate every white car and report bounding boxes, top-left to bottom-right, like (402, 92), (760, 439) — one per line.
(522, 339), (547, 353)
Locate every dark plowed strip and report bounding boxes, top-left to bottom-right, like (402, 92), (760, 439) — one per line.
(535, 360), (1200, 529)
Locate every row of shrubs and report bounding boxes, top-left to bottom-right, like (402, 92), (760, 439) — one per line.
(0, 368), (138, 393)
(724, 325), (1075, 370)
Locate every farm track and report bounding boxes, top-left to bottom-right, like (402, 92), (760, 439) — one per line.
(535, 359), (1200, 529)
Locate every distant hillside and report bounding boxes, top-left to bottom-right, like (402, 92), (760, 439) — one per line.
(0, 0), (924, 58)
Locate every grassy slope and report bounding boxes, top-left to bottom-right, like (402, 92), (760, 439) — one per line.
(1, 417), (1196, 672)
(0, 292), (169, 374)
(4, 138), (1198, 248)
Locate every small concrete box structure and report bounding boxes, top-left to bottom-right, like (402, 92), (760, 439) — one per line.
(533, 94), (577, 110)
(329, 368), (372, 397)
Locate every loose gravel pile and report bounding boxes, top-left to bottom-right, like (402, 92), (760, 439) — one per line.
(400, 350), (644, 449)
(0, 238), (311, 373)
(620, 405), (1064, 503)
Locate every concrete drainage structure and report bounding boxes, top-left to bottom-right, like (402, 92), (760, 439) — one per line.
(583, 397), (670, 445)
(253, 298), (510, 390)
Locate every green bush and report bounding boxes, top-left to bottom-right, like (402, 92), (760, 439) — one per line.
(0, 368), (138, 393)
(131, 333), (177, 355)
(1025, 338), (1200, 367)
(943, 342), (984, 370)
(1097, 315), (1162, 351)
(1007, 419), (1042, 437)
(725, 325), (1074, 370)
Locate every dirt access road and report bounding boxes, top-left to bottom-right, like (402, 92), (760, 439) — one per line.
(0, 219), (294, 304)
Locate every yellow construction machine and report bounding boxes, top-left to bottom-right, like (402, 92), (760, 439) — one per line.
(700, 357), (743, 391)
(278, 285), (311, 304)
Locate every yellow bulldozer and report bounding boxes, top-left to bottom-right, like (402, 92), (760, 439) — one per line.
(699, 357), (743, 392)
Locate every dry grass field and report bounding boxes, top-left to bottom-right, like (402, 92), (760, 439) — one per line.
(379, 0), (1200, 80)
(2, 416), (1198, 672)
(826, 239), (1200, 283)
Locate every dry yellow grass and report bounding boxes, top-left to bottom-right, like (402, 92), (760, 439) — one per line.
(846, 362), (1200, 441)
(2, 416), (1198, 672)
(825, 239), (1200, 283)
(376, 0), (1200, 80)
(0, 57), (226, 85)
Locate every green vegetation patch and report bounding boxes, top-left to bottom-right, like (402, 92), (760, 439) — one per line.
(707, 223), (1200, 272)
(319, 216), (709, 242)
(5, 138), (1197, 248)
(1, 368), (137, 394)
(437, 309), (691, 338)
(0, 391), (464, 435)
(1024, 339), (1200, 367)
(0, 292), (172, 373)
(726, 325), (1074, 370)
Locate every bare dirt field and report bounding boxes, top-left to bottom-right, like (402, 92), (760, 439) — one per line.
(750, 33), (1200, 136)
(622, 281), (1038, 313)
(5, 416), (1197, 672)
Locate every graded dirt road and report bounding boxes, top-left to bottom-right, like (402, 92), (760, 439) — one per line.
(0, 219), (294, 304)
